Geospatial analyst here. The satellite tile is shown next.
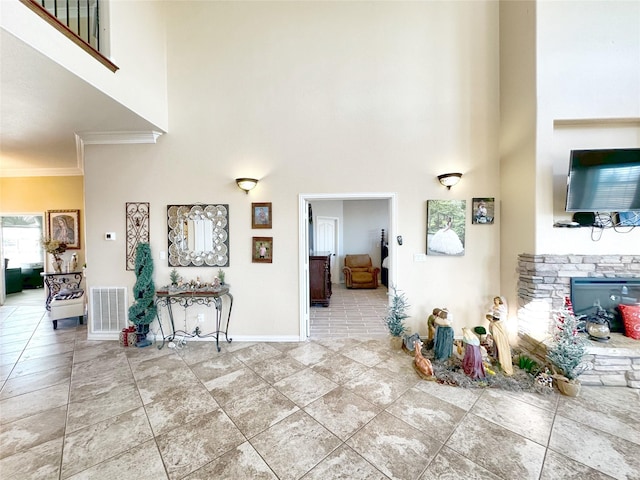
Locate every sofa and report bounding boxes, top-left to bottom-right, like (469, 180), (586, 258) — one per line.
(343, 254), (380, 289)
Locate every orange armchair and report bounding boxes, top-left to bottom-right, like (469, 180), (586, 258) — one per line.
(343, 254), (380, 289)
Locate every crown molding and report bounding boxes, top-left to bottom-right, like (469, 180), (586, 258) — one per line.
(0, 167), (83, 177)
(0, 131), (164, 178)
(76, 131), (163, 145)
(73, 130), (164, 176)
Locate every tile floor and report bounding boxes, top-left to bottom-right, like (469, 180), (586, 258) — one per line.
(1, 288), (640, 480)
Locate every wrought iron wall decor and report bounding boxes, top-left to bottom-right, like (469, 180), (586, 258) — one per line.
(126, 202), (150, 270)
(167, 204), (229, 267)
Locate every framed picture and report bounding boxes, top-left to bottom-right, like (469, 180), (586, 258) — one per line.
(252, 236), (273, 263)
(426, 200), (466, 256)
(46, 209), (81, 249)
(472, 197), (495, 224)
(252, 202), (272, 229)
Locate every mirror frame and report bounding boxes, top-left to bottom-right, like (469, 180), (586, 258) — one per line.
(167, 204), (230, 267)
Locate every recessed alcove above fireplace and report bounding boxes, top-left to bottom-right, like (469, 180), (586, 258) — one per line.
(517, 254), (640, 339)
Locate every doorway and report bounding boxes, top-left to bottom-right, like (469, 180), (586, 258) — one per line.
(298, 193), (396, 340)
(1, 215), (45, 303)
(315, 216), (339, 282)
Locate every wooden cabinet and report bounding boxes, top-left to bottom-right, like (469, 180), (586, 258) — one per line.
(310, 253), (332, 306)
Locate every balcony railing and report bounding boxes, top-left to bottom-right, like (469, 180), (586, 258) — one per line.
(20, 0), (117, 72)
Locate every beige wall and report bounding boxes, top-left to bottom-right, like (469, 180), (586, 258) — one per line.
(499, 0), (538, 325)
(7, 1), (638, 341)
(536, 0), (640, 253)
(84, 1), (502, 340)
(0, 176), (86, 269)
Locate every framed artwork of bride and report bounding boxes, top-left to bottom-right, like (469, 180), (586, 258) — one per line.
(426, 200), (466, 256)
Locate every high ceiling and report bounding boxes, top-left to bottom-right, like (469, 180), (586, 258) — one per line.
(0, 29), (160, 177)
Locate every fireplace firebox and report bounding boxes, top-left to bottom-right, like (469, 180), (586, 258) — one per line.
(571, 278), (640, 333)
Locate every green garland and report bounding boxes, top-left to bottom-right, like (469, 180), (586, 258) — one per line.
(128, 243), (157, 325)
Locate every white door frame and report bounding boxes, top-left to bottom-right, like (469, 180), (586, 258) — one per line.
(298, 192), (397, 340)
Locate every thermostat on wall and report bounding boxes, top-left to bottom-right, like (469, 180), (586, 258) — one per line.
(105, 232), (116, 241)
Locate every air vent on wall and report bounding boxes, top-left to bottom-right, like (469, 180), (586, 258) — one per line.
(89, 287), (128, 340)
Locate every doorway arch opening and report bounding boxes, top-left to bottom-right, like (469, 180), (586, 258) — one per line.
(298, 193), (397, 340)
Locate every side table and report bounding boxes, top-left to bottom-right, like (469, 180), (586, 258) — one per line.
(155, 287), (233, 352)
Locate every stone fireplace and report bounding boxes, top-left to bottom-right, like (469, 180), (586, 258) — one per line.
(517, 254), (640, 388)
(517, 254), (640, 337)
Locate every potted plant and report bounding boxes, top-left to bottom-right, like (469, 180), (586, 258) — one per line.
(384, 286), (409, 349)
(217, 268), (225, 285)
(128, 243), (157, 347)
(547, 297), (589, 396)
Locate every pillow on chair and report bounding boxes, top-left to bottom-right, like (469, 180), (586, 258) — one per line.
(54, 289), (84, 301)
(619, 304), (640, 340)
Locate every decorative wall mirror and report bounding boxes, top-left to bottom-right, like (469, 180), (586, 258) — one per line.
(167, 204), (229, 267)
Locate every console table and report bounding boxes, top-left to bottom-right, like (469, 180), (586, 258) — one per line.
(40, 271), (84, 310)
(155, 287), (233, 352)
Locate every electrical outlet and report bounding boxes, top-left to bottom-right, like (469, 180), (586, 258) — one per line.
(197, 314), (205, 323)
(413, 253), (427, 262)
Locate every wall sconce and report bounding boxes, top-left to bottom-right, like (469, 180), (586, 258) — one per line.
(437, 172), (462, 190)
(235, 178), (258, 194)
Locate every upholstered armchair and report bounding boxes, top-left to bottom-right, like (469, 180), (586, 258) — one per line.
(343, 254), (380, 289)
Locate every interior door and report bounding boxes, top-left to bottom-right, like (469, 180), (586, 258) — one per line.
(315, 216), (338, 283)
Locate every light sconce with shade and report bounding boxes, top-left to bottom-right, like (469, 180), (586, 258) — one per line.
(235, 178), (259, 194)
(437, 172), (462, 190)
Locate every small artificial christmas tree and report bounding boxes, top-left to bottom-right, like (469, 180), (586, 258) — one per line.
(384, 286), (409, 338)
(169, 268), (180, 287)
(128, 243), (157, 347)
(546, 297), (588, 381)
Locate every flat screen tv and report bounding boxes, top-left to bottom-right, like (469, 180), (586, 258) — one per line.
(565, 148), (640, 212)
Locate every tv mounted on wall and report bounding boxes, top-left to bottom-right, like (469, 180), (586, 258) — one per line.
(565, 148), (640, 212)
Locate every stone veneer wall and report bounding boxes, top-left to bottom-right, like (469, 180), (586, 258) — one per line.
(517, 254), (640, 388)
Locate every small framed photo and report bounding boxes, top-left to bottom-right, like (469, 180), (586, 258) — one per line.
(252, 202), (272, 229)
(472, 197), (495, 225)
(46, 209), (81, 249)
(252, 236), (273, 263)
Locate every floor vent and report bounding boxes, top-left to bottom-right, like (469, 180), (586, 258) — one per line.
(89, 287), (128, 340)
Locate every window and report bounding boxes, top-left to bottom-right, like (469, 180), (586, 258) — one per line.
(1, 215), (44, 267)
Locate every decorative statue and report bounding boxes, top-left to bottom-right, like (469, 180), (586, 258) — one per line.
(413, 339), (434, 378)
(462, 327), (486, 379)
(426, 308), (441, 349)
(403, 332), (421, 353)
(485, 296), (513, 375)
(433, 309), (454, 361)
